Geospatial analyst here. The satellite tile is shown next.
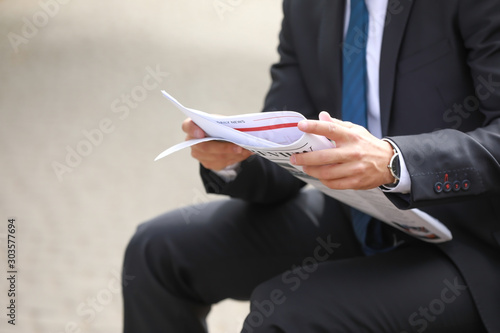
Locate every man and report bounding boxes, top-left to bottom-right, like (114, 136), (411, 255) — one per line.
(123, 0), (500, 332)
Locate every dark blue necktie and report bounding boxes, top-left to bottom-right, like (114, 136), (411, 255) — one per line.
(342, 0), (369, 128)
(341, 0), (383, 255)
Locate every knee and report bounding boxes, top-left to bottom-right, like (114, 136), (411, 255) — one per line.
(240, 277), (289, 333)
(125, 220), (164, 260)
(241, 271), (358, 333)
(123, 214), (183, 274)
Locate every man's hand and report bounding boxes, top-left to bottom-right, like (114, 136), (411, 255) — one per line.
(182, 118), (253, 171)
(290, 111), (395, 190)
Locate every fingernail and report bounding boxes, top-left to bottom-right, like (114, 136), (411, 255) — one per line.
(290, 155), (296, 165)
(233, 146), (242, 154)
(319, 111), (331, 121)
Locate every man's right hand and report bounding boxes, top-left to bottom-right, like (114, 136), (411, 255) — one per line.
(182, 118), (253, 171)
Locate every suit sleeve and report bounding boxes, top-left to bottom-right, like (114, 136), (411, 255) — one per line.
(386, 0), (500, 209)
(200, 0), (317, 204)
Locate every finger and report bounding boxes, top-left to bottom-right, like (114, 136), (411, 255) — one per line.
(320, 177), (370, 190)
(302, 163), (381, 190)
(193, 147), (252, 171)
(300, 163), (361, 190)
(290, 148), (352, 166)
(182, 118), (205, 139)
(318, 111), (355, 128)
(297, 117), (354, 143)
(302, 162), (360, 181)
(191, 140), (245, 155)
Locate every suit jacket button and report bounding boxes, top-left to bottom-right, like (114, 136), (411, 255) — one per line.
(434, 182), (443, 193)
(453, 181), (461, 192)
(462, 180), (470, 191)
(444, 182), (452, 192)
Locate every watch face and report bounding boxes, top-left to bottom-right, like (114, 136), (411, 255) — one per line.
(390, 152), (400, 180)
(393, 154), (400, 178)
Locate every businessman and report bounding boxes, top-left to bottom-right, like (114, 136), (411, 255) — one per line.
(122, 0), (500, 332)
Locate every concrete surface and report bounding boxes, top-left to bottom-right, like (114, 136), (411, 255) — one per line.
(0, 0), (282, 332)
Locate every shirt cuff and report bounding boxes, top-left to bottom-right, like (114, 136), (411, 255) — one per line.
(380, 139), (411, 194)
(212, 162), (241, 182)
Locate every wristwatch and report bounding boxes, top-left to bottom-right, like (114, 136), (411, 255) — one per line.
(387, 147), (400, 185)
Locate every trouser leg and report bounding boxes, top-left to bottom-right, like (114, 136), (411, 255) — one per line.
(243, 244), (485, 333)
(122, 190), (364, 333)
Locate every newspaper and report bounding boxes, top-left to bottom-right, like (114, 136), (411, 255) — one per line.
(155, 91), (452, 243)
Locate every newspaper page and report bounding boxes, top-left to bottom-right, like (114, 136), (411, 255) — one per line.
(155, 91), (452, 243)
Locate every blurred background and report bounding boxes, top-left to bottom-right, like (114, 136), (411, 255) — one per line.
(0, 0), (282, 332)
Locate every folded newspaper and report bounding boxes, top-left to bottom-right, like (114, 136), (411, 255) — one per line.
(155, 90), (452, 243)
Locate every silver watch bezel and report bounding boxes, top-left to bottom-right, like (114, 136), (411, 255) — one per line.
(388, 149), (400, 184)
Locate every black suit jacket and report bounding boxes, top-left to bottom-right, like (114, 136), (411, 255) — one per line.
(201, 0), (500, 331)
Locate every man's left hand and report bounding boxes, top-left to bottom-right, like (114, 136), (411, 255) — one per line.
(290, 111), (396, 190)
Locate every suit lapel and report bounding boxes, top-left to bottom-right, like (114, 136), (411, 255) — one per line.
(379, 0), (414, 135)
(318, 0), (345, 117)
